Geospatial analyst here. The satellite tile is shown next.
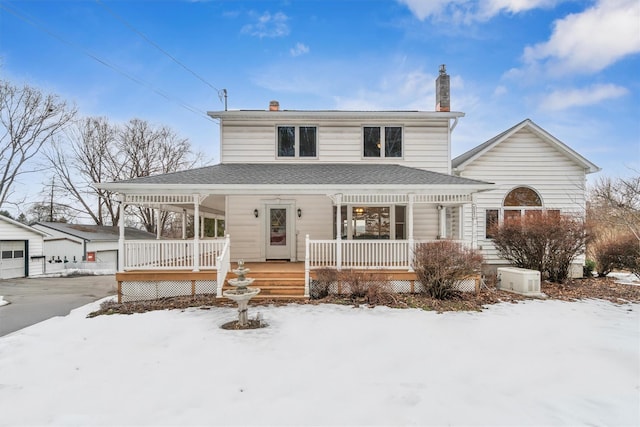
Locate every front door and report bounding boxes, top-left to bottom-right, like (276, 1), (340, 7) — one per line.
(265, 205), (292, 260)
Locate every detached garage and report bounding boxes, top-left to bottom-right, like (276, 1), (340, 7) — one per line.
(32, 222), (156, 272)
(0, 215), (46, 279)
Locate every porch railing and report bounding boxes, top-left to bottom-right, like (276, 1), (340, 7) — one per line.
(304, 235), (468, 296)
(305, 236), (469, 271)
(124, 237), (230, 271)
(216, 236), (231, 297)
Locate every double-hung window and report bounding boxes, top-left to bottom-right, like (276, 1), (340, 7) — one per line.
(277, 126), (317, 158)
(363, 126), (402, 158)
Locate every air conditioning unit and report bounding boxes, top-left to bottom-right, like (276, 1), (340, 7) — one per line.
(497, 267), (541, 296)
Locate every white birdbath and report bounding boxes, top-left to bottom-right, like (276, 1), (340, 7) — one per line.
(223, 260), (261, 327)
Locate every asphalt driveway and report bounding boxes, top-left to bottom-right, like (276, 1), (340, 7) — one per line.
(0, 275), (117, 337)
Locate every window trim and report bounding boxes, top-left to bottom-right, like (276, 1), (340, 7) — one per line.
(484, 207), (562, 239)
(362, 125), (404, 159)
(276, 125), (318, 159)
(333, 204), (406, 240)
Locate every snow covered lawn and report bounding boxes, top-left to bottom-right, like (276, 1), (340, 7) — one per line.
(0, 299), (638, 426)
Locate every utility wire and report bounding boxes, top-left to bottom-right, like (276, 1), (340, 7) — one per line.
(95, 0), (225, 102)
(0, 1), (218, 123)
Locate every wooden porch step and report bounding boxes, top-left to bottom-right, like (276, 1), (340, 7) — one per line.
(222, 280), (306, 298)
(223, 263), (306, 299)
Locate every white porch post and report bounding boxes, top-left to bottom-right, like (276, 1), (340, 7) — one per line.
(214, 218), (219, 238)
(182, 209), (186, 240)
(200, 216), (205, 239)
(471, 194), (478, 250)
(335, 194), (342, 271)
(304, 234), (310, 297)
(117, 196), (125, 272)
(408, 194), (414, 270)
(193, 194), (200, 272)
(155, 209), (161, 239)
(438, 205), (447, 239)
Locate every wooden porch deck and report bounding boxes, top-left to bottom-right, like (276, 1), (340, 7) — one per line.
(115, 261), (429, 302)
(115, 261), (309, 301)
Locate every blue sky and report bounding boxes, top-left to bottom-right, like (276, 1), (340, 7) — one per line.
(1, 0), (639, 210)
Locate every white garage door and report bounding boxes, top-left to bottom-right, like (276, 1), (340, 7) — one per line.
(0, 241), (26, 279)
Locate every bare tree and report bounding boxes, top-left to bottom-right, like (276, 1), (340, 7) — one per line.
(45, 117), (122, 225)
(0, 80), (75, 208)
(26, 201), (73, 224)
(590, 174), (640, 241)
(46, 116), (202, 231)
(118, 118), (201, 233)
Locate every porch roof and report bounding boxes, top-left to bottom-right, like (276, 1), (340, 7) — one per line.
(98, 163), (493, 194)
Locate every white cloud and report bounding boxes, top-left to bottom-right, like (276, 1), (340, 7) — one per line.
(479, 0), (561, 18)
(540, 83), (628, 110)
(290, 42), (309, 57)
(523, 0), (640, 75)
(395, 0), (465, 20)
(493, 85), (508, 96)
(241, 11), (290, 38)
(396, 0), (564, 22)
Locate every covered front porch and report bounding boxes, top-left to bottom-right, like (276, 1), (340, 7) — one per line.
(114, 193), (480, 301)
(100, 163), (493, 301)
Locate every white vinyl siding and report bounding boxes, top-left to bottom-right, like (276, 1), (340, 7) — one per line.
(226, 195), (333, 262)
(412, 205), (439, 240)
(0, 219), (45, 278)
(220, 117), (451, 173)
(458, 127), (588, 268)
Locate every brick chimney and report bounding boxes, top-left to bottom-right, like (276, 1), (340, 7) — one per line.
(435, 64), (450, 112)
(269, 100), (280, 111)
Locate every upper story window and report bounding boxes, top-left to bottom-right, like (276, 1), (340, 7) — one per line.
(363, 126), (403, 158)
(277, 126), (317, 158)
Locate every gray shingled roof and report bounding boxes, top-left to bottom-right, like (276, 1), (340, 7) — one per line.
(113, 163), (490, 186)
(36, 222), (156, 241)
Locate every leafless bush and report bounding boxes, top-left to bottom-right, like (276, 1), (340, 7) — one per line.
(592, 234), (640, 278)
(339, 270), (388, 301)
(490, 212), (588, 283)
(311, 268), (339, 299)
(412, 240), (483, 300)
(365, 280), (395, 306)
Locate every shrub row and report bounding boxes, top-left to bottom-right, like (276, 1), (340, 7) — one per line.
(313, 240), (483, 301)
(590, 234), (639, 278)
(489, 212), (587, 283)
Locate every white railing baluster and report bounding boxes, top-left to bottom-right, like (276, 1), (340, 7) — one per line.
(305, 239), (467, 271)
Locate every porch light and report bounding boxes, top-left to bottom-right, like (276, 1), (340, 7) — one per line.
(254, 209), (259, 218)
(297, 208), (302, 218)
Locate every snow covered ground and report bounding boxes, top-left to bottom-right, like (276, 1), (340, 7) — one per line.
(0, 297), (638, 426)
(609, 271), (640, 286)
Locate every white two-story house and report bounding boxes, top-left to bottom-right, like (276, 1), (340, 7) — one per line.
(98, 66), (599, 301)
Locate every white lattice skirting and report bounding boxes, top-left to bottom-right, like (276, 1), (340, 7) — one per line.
(120, 280), (217, 302)
(310, 277), (478, 298)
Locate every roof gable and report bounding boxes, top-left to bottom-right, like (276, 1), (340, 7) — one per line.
(0, 215), (48, 236)
(452, 119), (600, 174)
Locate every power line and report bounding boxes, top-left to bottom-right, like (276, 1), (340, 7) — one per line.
(95, 0), (225, 102)
(0, 1), (218, 122)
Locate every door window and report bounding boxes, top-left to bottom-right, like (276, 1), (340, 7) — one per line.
(270, 208), (287, 246)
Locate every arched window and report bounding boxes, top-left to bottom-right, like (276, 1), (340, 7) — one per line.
(485, 186), (557, 238)
(504, 187), (542, 207)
